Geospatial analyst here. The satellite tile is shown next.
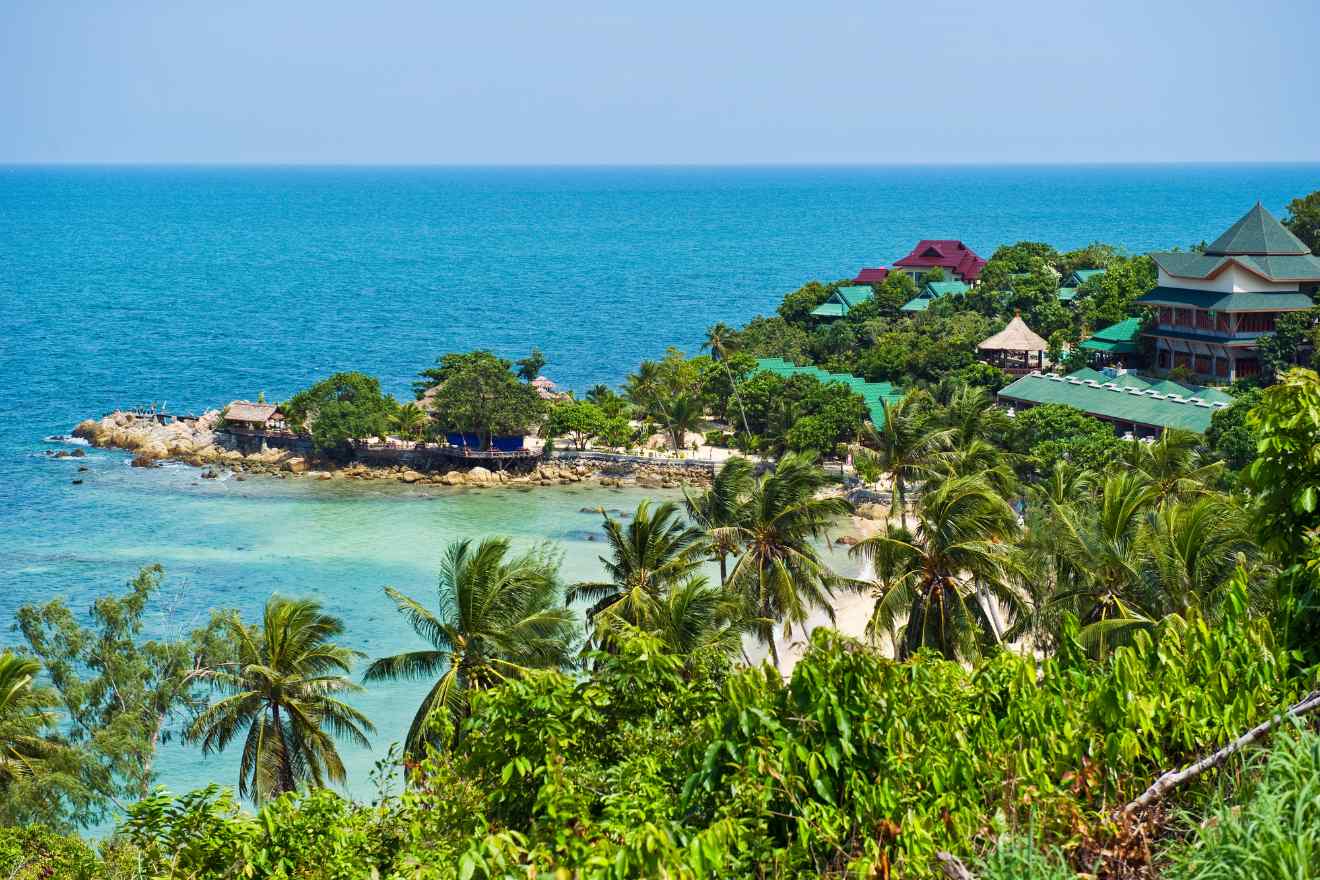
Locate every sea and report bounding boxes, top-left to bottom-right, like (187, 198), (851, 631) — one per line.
(2, 164), (1317, 818)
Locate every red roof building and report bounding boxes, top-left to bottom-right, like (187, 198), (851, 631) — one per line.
(893, 240), (986, 283)
(852, 267), (890, 285)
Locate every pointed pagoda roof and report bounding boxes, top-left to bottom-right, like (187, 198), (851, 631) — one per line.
(1205, 203), (1310, 256)
(1151, 203), (1320, 283)
(978, 315), (1048, 352)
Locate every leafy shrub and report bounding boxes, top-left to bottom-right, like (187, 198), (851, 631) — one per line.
(0, 826), (102, 880)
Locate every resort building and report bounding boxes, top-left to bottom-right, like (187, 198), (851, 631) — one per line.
(852, 267), (890, 285)
(222, 401), (287, 434)
(997, 368), (1232, 437)
(1058, 268), (1105, 303)
(754, 358), (903, 426)
(810, 284), (875, 320)
(977, 314), (1049, 375)
(1138, 204), (1320, 381)
(900, 279), (970, 313)
(893, 240), (986, 285)
(1078, 316), (1144, 368)
(531, 376), (569, 401)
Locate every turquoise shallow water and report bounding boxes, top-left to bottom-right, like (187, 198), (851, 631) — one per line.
(3, 164), (1319, 809)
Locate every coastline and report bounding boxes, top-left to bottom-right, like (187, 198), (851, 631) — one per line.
(71, 409), (715, 491)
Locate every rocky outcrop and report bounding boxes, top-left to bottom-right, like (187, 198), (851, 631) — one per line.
(73, 410), (713, 492)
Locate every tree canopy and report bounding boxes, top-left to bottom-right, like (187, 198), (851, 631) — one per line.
(416, 351), (546, 447)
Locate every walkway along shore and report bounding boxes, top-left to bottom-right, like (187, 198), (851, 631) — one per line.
(71, 409), (715, 489)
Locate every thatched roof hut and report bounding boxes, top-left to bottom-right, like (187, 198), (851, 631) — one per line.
(978, 315), (1049, 374)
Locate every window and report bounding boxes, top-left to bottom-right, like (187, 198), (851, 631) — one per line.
(1174, 351), (1192, 369)
(1159, 307), (1174, 326)
(1194, 354), (1212, 374)
(1175, 308), (1195, 327)
(1196, 310), (1214, 331)
(1215, 357), (1229, 377)
(1216, 312), (1230, 333)
(1158, 349), (1171, 369)
(1237, 358), (1261, 378)
(1238, 313), (1276, 333)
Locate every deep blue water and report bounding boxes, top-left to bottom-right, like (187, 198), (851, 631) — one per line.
(2, 164), (1318, 813)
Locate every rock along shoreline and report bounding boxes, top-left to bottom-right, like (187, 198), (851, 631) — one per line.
(71, 410), (713, 491)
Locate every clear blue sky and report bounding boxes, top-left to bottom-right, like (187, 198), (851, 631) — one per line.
(3, 0), (1318, 164)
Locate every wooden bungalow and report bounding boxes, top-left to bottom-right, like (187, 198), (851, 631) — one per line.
(222, 401), (287, 434)
(978, 315), (1049, 375)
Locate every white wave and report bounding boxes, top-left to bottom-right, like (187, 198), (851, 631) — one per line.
(44, 434), (91, 446)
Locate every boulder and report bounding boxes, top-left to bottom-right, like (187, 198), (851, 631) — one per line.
(283, 457), (308, 474)
(399, 470), (424, 483)
(442, 471), (466, 486)
(467, 466), (495, 484)
(130, 454), (160, 468)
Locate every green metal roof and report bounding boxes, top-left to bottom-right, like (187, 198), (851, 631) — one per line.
(900, 297), (932, 312)
(1088, 317), (1143, 344)
(1150, 251), (1320, 283)
(1205, 203), (1311, 256)
(754, 358), (903, 426)
(1063, 268), (1107, 286)
(1077, 338), (1133, 353)
(997, 370), (1229, 433)
(922, 280), (970, 297)
(1144, 327), (1258, 347)
(1136, 286), (1314, 312)
(810, 285), (874, 318)
(1057, 287), (1078, 302)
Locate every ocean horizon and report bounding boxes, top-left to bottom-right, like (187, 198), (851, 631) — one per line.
(4, 162), (1319, 817)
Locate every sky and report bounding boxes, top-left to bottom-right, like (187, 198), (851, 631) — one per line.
(3, 0), (1319, 165)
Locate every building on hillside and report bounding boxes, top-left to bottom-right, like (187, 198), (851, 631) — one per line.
(222, 401), (287, 434)
(900, 279), (970, 313)
(893, 240), (986, 285)
(810, 284), (875, 320)
(997, 367), (1232, 437)
(754, 358), (903, 426)
(1058, 268), (1105, 303)
(852, 267), (890, 285)
(977, 314), (1049, 374)
(1138, 204), (1320, 382)
(1078, 316), (1144, 368)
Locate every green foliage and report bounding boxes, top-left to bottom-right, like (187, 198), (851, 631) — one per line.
(776, 280), (839, 324)
(365, 538), (578, 760)
(730, 315), (812, 362)
(1075, 255), (1156, 331)
(416, 351), (546, 447)
(13, 566), (236, 828)
(1164, 728), (1320, 880)
(1004, 403), (1123, 475)
(1246, 368), (1320, 658)
(545, 399), (606, 449)
(1283, 188), (1320, 254)
(0, 825), (103, 880)
(1206, 387), (1263, 471)
(737, 371), (867, 455)
(1257, 306), (1320, 380)
(186, 597), (373, 803)
(975, 833), (1075, 880)
(514, 347), (546, 383)
(284, 371), (398, 454)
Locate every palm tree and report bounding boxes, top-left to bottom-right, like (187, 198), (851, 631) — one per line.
(940, 384), (1009, 447)
(364, 538), (578, 760)
(851, 474), (1021, 661)
(569, 501), (705, 644)
(702, 322), (752, 438)
(1144, 496), (1257, 619)
(592, 577), (744, 664)
(0, 653), (62, 790)
(1121, 429), (1224, 499)
(1047, 471), (1157, 655)
(393, 402), (428, 441)
(187, 597), (374, 803)
(866, 392), (954, 524)
(683, 456), (755, 584)
(657, 392), (704, 450)
(722, 453), (852, 667)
